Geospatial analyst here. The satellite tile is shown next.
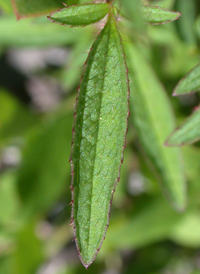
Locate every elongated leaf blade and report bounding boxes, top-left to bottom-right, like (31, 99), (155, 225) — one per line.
(126, 43), (186, 211)
(12, 0), (78, 19)
(166, 107), (200, 146)
(71, 15), (129, 267)
(173, 64), (200, 96)
(48, 3), (109, 26)
(142, 5), (181, 25)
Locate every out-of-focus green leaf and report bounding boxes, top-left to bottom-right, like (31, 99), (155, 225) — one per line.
(183, 146), (200, 207)
(0, 172), (20, 226)
(104, 198), (181, 250)
(0, 0), (13, 13)
(153, 0), (175, 9)
(48, 3), (109, 26)
(17, 108), (73, 218)
(147, 25), (198, 78)
(119, 0), (144, 31)
(183, 146), (200, 182)
(142, 6), (181, 25)
(72, 14), (129, 267)
(0, 90), (39, 148)
(0, 16), (91, 47)
(0, 90), (19, 135)
(195, 15), (200, 39)
(173, 64), (200, 96)
(12, 0), (78, 19)
(60, 37), (91, 90)
(126, 43), (186, 211)
(169, 209), (200, 248)
(176, 0), (196, 44)
(166, 107), (200, 146)
(10, 221), (44, 274)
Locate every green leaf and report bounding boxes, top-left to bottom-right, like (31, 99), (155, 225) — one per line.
(17, 109), (73, 218)
(60, 37), (91, 89)
(173, 64), (200, 96)
(48, 3), (109, 27)
(119, 0), (144, 31)
(142, 5), (181, 25)
(169, 209), (200, 248)
(71, 14), (129, 267)
(10, 221), (44, 274)
(0, 15), (91, 47)
(105, 198), (181, 250)
(176, 0), (196, 44)
(196, 16), (200, 39)
(0, 0), (13, 13)
(0, 172), (20, 227)
(0, 90), (40, 148)
(126, 43), (186, 211)
(12, 0), (79, 19)
(165, 107), (200, 146)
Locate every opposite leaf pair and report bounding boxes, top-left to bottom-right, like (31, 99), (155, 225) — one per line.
(48, 3), (181, 26)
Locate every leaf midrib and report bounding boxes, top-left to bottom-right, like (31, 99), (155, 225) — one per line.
(73, 20), (111, 258)
(86, 22), (111, 252)
(54, 4), (109, 21)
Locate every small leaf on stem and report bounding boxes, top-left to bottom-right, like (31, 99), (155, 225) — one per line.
(142, 5), (181, 25)
(173, 63), (200, 96)
(165, 106), (200, 146)
(48, 3), (110, 27)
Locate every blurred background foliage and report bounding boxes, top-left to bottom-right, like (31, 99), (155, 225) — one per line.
(0, 0), (200, 273)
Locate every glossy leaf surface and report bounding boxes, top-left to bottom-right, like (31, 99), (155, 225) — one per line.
(142, 5), (181, 25)
(173, 64), (200, 96)
(166, 107), (200, 146)
(126, 43), (186, 211)
(71, 15), (129, 267)
(48, 3), (109, 26)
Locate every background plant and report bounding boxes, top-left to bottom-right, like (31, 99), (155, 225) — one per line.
(0, 0), (200, 273)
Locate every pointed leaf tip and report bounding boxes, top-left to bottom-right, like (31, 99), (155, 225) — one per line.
(48, 3), (110, 27)
(142, 5), (181, 25)
(173, 63), (200, 96)
(166, 107), (200, 146)
(71, 15), (129, 267)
